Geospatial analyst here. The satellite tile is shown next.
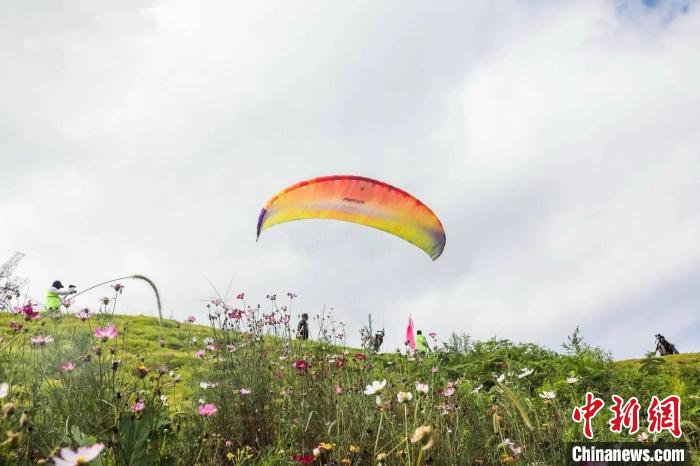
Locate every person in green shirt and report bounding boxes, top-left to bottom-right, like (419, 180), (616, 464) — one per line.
(415, 330), (431, 355)
(45, 280), (76, 312)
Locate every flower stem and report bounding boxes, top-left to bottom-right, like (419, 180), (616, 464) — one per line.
(374, 410), (384, 458)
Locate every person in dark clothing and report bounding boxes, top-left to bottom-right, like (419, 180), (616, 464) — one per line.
(297, 313), (309, 340)
(655, 334), (679, 356)
(372, 329), (385, 353)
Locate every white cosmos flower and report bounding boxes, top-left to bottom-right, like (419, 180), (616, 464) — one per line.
(567, 376), (579, 384)
(472, 384), (483, 394)
(364, 379), (387, 395)
(518, 368), (534, 378)
(397, 391), (413, 403)
(539, 391), (556, 400)
(0, 382), (8, 399)
(415, 382), (429, 394)
(52, 443), (104, 466)
(496, 374), (506, 383)
(30, 335), (54, 346)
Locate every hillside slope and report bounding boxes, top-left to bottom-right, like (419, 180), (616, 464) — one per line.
(0, 312), (698, 465)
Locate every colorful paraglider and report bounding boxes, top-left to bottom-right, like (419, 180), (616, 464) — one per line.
(256, 175), (446, 260)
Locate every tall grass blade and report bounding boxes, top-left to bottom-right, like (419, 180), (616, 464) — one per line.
(496, 381), (534, 430)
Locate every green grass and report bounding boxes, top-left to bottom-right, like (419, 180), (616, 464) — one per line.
(4, 313), (695, 374)
(0, 313), (213, 403)
(1, 311), (698, 465)
(618, 352), (700, 371)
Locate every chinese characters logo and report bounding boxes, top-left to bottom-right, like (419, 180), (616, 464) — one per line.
(572, 392), (681, 439)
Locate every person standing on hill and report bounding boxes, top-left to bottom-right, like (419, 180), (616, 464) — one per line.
(372, 329), (385, 353)
(415, 330), (431, 355)
(296, 313), (309, 340)
(655, 334), (680, 356)
(45, 280), (76, 312)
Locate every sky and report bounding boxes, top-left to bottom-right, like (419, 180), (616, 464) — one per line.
(1, 0), (698, 359)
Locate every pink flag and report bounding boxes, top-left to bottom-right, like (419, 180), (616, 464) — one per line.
(406, 316), (416, 351)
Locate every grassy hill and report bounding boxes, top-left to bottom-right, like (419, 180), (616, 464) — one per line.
(618, 351), (700, 372)
(1, 311), (698, 465)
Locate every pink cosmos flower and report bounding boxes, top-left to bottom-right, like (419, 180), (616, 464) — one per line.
(292, 454), (316, 464)
(30, 335), (54, 346)
(22, 302), (41, 321)
(52, 443), (104, 466)
(236, 293), (245, 300)
(131, 400), (145, 413)
(440, 403), (456, 415)
(76, 310), (92, 321)
(60, 361), (77, 373)
(239, 388), (251, 395)
(196, 350), (205, 358)
(442, 386), (455, 397)
(335, 384), (343, 394)
(198, 403), (217, 417)
(94, 324), (118, 341)
(292, 453), (316, 464)
(428, 332), (437, 339)
(415, 382), (429, 394)
(293, 359), (309, 372)
(431, 367), (439, 374)
(503, 438), (523, 456)
(9, 321), (23, 332)
(186, 315), (196, 323)
(228, 309), (243, 320)
(111, 283), (125, 293)
(287, 292), (297, 299)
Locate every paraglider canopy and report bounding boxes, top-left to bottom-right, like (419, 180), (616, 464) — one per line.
(256, 175), (446, 260)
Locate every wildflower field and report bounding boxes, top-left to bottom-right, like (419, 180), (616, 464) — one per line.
(0, 293), (698, 465)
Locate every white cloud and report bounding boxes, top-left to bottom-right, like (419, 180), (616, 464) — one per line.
(1, 0), (698, 358)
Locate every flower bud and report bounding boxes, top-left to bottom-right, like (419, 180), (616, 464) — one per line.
(0, 430), (20, 447)
(410, 425), (434, 451)
(2, 402), (16, 417)
(133, 365), (149, 379)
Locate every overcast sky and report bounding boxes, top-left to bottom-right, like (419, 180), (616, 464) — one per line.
(1, 0), (698, 359)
